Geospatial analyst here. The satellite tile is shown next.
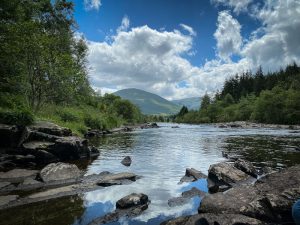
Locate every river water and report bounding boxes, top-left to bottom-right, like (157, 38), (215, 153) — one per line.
(2, 123), (300, 225)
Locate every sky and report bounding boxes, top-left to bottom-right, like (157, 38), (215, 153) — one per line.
(73, 0), (300, 100)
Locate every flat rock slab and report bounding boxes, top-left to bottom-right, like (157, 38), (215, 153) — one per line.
(0, 169), (38, 183)
(29, 122), (72, 137)
(0, 182), (11, 189)
(116, 193), (149, 209)
(22, 141), (55, 151)
(0, 195), (18, 207)
(97, 172), (138, 187)
(0, 171), (140, 210)
(161, 213), (264, 225)
(39, 162), (82, 183)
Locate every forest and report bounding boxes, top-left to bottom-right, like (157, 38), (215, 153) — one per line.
(0, 0), (143, 135)
(175, 63), (300, 125)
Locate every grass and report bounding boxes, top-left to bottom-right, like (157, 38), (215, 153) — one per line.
(36, 104), (125, 136)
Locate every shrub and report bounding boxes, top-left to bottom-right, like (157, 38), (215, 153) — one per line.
(58, 110), (79, 122)
(0, 109), (34, 126)
(84, 114), (107, 130)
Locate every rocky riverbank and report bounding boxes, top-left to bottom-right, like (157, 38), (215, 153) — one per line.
(215, 121), (300, 130)
(163, 160), (300, 225)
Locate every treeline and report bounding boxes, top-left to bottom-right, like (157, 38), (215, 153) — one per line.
(175, 63), (300, 125)
(0, 0), (143, 134)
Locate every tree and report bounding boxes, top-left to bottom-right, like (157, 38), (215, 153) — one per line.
(200, 94), (211, 110)
(177, 106), (188, 117)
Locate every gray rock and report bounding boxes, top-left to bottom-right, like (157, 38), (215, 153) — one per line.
(180, 168), (207, 183)
(29, 121), (72, 137)
(22, 178), (41, 185)
(168, 187), (206, 207)
(116, 193), (149, 209)
(89, 193), (150, 225)
(49, 136), (90, 160)
(208, 162), (249, 191)
(0, 169), (38, 183)
(97, 172), (138, 187)
(0, 195), (18, 207)
(39, 162), (82, 183)
(161, 213), (264, 225)
(0, 182), (11, 189)
(22, 141), (55, 152)
(35, 150), (58, 164)
(199, 165), (300, 223)
(121, 156), (132, 166)
(0, 124), (28, 148)
(234, 159), (257, 178)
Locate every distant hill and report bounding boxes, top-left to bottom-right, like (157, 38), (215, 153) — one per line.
(172, 97), (201, 110)
(114, 88), (181, 115)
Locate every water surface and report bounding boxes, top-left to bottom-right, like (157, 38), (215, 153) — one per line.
(2, 123), (300, 225)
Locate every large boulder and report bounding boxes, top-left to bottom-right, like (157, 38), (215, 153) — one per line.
(49, 136), (90, 160)
(39, 162), (82, 183)
(116, 193), (149, 209)
(29, 121), (72, 137)
(0, 169), (38, 183)
(208, 162), (249, 192)
(199, 165), (300, 223)
(89, 193), (150, 225)
(161, 213), (264, 225)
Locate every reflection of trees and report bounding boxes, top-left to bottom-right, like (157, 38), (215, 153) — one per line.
(0, 196), (84, 225)
(222, 136), (300, 168)
(89, 133), (137, 153)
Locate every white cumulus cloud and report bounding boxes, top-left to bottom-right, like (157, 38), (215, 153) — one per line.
(214, 11), (243, 61)
(84, 0), (101, 11)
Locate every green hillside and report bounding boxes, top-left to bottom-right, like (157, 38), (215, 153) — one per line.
(114, 88), (181, 115)
(172, 97), (201, 110)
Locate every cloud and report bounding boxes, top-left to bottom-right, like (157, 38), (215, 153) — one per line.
(214, 11), (242, 61)
(86, 1), (300, 99)
(241, 0), (300, 70)
(211, 0), (252, 14)
(87, 23), (249, 99)
(84, 0), (101, 11)
(117, 15), (130, 33)
(180, 24), (197, 36)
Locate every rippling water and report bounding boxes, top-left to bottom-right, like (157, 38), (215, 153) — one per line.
(2, 123), (300, 225)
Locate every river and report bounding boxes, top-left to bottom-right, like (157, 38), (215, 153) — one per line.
(2, 123), (300, 225)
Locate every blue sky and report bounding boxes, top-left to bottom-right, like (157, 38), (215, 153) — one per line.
(73, 0), (300, 100)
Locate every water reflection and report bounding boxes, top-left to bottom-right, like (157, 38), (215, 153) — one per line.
(4, 123), (300, 225)
(0, 196), (84, 225)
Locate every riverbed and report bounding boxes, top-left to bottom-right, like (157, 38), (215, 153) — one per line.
(1, 123), (300, 225)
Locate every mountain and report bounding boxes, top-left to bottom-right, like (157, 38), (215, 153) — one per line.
(114, 88), (181, 115)
(172, 97), (201, 110)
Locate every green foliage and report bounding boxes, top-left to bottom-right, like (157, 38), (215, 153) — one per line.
(176, 64), (300, 125)
(0, 108), (34, 126)
(0, 1), (143, 135)
(57, 109), (79, 122)
(200, 94), (211, 110)
(84, 115), (106, 130)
